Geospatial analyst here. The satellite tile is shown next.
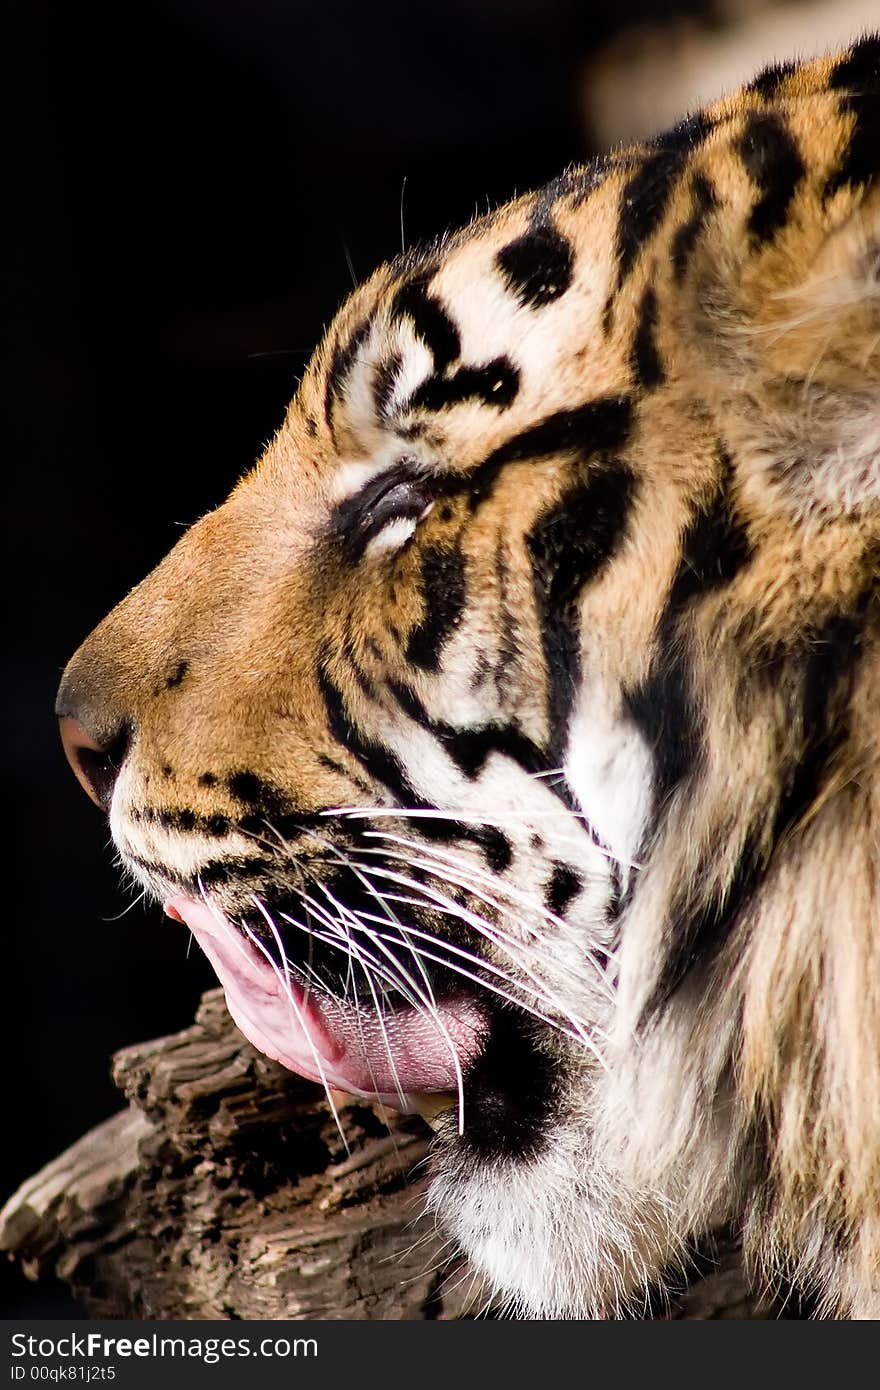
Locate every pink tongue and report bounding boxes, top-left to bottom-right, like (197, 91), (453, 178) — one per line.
(164, 895), (485, 1108)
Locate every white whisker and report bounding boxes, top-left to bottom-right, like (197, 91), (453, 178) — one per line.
(315, 872), (467, 1134)
(323, 804), (640, 872)
(294, 825), (469, 1133)
(361, 831), (617, 998)
(355, 861), (608, 1063)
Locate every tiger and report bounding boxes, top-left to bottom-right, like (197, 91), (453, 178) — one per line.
(56, 34), (879, 1318)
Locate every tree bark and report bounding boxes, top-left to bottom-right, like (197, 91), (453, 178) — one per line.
(0, 990), (790, 1319)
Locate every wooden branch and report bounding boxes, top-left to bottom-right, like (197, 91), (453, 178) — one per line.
(1, 990), (790, 1319)
(1, 991), (475, 1319)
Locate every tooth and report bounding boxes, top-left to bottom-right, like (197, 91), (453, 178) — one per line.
(328, 1088), (357, 1111)
(411, 1092), (458, 1129)
(322, 1089), (459, 1131)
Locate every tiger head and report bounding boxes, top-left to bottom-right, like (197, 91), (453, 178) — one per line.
(57, 38), (880, 1317)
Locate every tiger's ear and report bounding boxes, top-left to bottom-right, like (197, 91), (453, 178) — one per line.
(681, 99), (880, 520)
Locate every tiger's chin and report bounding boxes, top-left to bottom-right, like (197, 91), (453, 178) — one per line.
(426, 1103), (687, 1319)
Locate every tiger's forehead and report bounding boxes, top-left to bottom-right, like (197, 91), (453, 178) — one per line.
(287, 39), (878, 524)
(295, 175), (630, 501)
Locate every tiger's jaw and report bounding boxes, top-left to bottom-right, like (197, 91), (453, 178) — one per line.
(164, 893), (487, 1113)
(164, 874), (681, 1320)
(164, 888), (649, 1320)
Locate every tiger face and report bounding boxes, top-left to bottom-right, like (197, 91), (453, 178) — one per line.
(57, 37), (880, 1317)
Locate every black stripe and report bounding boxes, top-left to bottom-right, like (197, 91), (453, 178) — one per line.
(746, 58), (796, 101)
(373, 350), (402, 417)
(771, 607), (866, 843)
(828, 34), (880, 94)
(127, 851), (188, 884)
(625, 449), (752, 817)
(133, 805), (226, 836)
(665, 450), (753, 608)
(482, 397), (633, 466)
(319, 661), (415, 805)
(317, 751), (374, 795)
(624, 646), (697, 831)
(644, 575), (872, 1015)
(391, 275), (460, 373)
(324, 319), (371, 425)
(493, 539), (519, 700)
(671, 173), (717, 282)
(405, 543), (467, 671)
(631, 285), (665, 389)
(410, 357), (519, 413)
(387, 677), (607, 870)
(465, 396), (633, 510)
(197, 854), (282, 888)
(318, 661), (520, 871)
(647, 830), (764, 1012)
(481, 828), (513, 873)
(545, 862), (582, 916)
(227, 770), (286, 810)
(342, 632), (376, 699)
(735, 111), (805, 244)
(388, 678), (551, 781)
(528, 465), (637, 766)
(540, 153), (628, 211)
(614, 142), (694, 289)
(496, 220), (574, 309)
(823, 91), (880, 201)
(136, 798), (333, 844)
(651, 109), (715, 153)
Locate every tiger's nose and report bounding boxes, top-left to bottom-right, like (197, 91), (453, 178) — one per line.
(58, 713), (130, 810)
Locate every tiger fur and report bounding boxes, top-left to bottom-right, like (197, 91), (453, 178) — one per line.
(57, 35), (880, 1317)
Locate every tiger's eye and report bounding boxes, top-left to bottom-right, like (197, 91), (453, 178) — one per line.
(364, 479), (428, 531)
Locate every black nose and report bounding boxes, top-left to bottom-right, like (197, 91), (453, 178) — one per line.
(58, 714), (129, 809)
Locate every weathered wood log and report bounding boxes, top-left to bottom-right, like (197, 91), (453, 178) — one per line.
(0, 990), (789, 1319)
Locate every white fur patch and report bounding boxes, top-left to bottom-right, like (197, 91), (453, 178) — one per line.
(111, 767), (250, 885)
(363, 515), (419, 558)
(428, 1111), (680, 1318)
(565, 682), (654, 870)
(331, 459), (390, 503)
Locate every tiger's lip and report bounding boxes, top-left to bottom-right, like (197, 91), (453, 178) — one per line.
(164, 894), (486, 1114)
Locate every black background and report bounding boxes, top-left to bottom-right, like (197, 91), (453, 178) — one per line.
(7, 0), (707, 1315)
